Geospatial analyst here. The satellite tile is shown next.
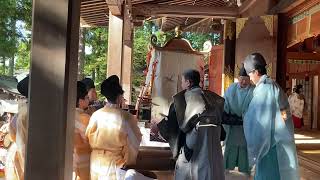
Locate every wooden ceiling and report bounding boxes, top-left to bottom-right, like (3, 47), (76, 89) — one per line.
(81, 0), (109, 26)
(80, 0), (250, 33)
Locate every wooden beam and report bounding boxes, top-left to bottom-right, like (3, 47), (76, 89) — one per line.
(131, 0), (156, 4)
(107, 11), (123, 78)
(81, 0), (104, 5)
(82, 21), (108, 25)
(122, 2), (133, 104)
(81, 13), (107, 18)
(133, 21), (143, 26)
(81, 9), (107, 14)
(239, 0), (257, 14)
(82, 19), (108, 24)
(81, 1), (106, 7)
(81, 6), (108, 13)
(287, 52), (320, 60)
(133, 4), (238, 18)
(288, 71), (318, 77)
(106, 0), (123, 16)
(184, 18), (209, 31)
(25, 0), (80, 179)
(81, 4), (108, 9)
(284, 0), (319, 16)
(269, 0), (319, 15)
(82, 16), (108, 21)
(269, 0), (297, 14)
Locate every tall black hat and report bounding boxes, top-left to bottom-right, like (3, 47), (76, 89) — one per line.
(77, 81), (88, 100)
(17, 75), (29, 97)
(239, 65), (248, 77)
(81, 78), (95, 90)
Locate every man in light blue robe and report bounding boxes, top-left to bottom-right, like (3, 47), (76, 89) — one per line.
(223, 66), (254, 175)
(243, 53), (300, 180)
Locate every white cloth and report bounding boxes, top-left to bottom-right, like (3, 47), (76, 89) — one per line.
(288, 92), (304, 118)
(145, 50), (205, 124)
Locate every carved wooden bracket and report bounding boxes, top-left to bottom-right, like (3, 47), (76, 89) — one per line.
(224, 20), (235, 40)
(261, 15), (275, 37)
(236, 17), (248, 39)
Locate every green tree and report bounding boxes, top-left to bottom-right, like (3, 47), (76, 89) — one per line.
(15, 40), (30, 70)
(0, 0), (32, 76)
(131, 24), (154, 103)
(183, 32), (221, 50)
(83, 27), (108, 99)
(78, 27), (86, 80)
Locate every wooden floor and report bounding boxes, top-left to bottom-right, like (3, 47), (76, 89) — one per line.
(153, 129), (320, 180)
(295, 129), (320, 163)
(295, 129), (320, 180)
(2, 129), (318, 180)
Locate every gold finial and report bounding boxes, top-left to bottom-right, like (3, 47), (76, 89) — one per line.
(175, 26), (182, 38)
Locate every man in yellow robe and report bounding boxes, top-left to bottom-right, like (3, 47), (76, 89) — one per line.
(86, 75), (152, 180)
(73, 81), (91, 180)
(6, 76), (29, 180)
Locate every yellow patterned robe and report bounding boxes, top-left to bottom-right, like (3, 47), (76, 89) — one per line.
(73, 108), (91, 180)
(86, 104), (142, 180)
(6, 100), (28, 180)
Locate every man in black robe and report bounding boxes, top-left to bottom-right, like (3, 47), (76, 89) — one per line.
(157, 69), (225, 180)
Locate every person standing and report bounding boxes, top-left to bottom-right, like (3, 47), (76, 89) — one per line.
(81, 78), (104, 115)
(157, 69), (225, 180)
(73, 81), (91, 180)
(243, 53), (299, 180)
(288, 85), (305, 128)
(223, 66), (254, 175)
(6, 75), (29, 180)
(86, 75), (151, 180)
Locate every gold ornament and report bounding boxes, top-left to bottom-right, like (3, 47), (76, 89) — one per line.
(224, 20), (235, 40)
(266, 63), (272, 76)
(261, 15), (274, 37)
(234, 64), (241, 78)
(236, 17), (248, 39)
(175, 26), (183, 38)
(224, 65), (234, 91)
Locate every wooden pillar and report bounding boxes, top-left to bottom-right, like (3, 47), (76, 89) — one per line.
(25, 0), (80, 179)
(312, 76), (318, 129)
(276, 14), (288, 90)
(121, 3), (133, 104)
(107, 11), (123, 79)
(208, 45), (224, 95)
(318, 79), (320, 130)
(222, 20), (236, 94)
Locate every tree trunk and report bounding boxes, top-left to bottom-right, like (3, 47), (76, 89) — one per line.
(78, 27), (86, 80)
(1, 57), (6, 74)
(96, 67), (100, 81)
(9, 8), (16, 77)
(9, 57), (14, 76)
(91, 69), (96, 82)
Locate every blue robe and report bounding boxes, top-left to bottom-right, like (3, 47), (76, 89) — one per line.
(244, 75), (300, 180)
(223, 83), (254, 173)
